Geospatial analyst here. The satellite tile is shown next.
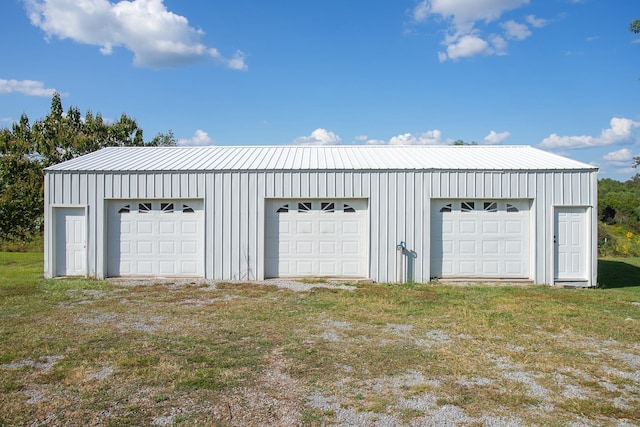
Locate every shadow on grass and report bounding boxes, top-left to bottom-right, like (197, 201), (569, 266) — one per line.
(598, 259), (640, 289)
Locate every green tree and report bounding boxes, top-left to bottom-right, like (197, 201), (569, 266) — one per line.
(630, 19), (640, 34)
(31, 93), (146, 167)
(0, 116), (44, 242)
(0, 92), (173, 247)
(147, 130), (177, 146)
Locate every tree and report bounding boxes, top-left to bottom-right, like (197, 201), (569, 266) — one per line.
(0, 92), (173, 246)
(452, 139), (478, 145)
(147, 130), (177, 146)
(0, 116), (44, 241)
(630, 19), (640, 34)
(31, 93), (146, 167)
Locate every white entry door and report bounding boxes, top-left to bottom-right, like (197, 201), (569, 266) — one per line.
(54, 207), (86, 276)
(554, 207), (588, 281)
(265, 199), (368, 278)
(431, 200), (530, 278)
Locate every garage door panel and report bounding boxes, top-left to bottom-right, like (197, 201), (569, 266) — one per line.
(505, 240), (523, 254)
(431, 200), (530, 279)
(181, 241), (198, 254)
(159, 221), (175, 234)
(483, 241), (499, 254)
(482, 221), (499, 233)
(459, 260), (477, 275)
(342, 241), (359, 255)
(296, 261), (313, 275)
(319, 221), (336, 234)
(505, 261), (524, 275)
(108, 200), (204, 277)
(296, 241), (313, 254)
(459, 221), (476, 234)
(137, 241), (153, 254)
(342, 220), (360, 234)
(297, 221), (313, 234)
(137, 221), (153, 234)
(482, 261), (499, 275)
(459, 241), (477, 254)
(319, 241), (337, 254)
(181, 261), (198, 275)
(265, 199), (368, 278)
(440, 260), (454, 276)
(279, 241), (291, 255)
(136, 261), (153, 275)
(119, 240), (132, 254)
(505, 220), (523, 234)
(159, 261), (176, 275)
(319, 262), (337, 275)
(159, 241), (175, 255)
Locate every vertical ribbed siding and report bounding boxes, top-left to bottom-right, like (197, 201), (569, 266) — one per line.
(44, 168), (598, 285)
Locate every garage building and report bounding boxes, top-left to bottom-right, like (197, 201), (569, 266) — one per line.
(44, 145), (598, 286)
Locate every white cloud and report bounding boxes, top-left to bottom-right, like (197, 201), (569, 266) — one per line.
(540, 117), (640, 149)
(501, 20), (531, 40)
(443, 34), (491, 60)
(358, 129), (452, 145)
(389, 130), (447, 145)
(525, 15), (548, 28)
(484, 130), (511, 144)
(293, 128), (342, 146)
(0, 78), (59, 97)
(411, 0), (548, 61)
(413, 0), (529, 26)
(177, 129), (214, 146)
(603, 148), (634, 166)
(24, 0), (247, 70)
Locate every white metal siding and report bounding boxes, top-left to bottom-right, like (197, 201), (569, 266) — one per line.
(44, 165), (598, 285)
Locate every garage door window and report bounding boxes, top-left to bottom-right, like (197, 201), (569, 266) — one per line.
(344, 203), (356, 213)
(484, 202), (497, 212)
(461, 201), (475, 212)
(298, 202), (312, 212)
(118, 204), (131, 214)
(183, 204), (195, 213)
(139, 202), (151, 213)
(321, 202), (335, 213)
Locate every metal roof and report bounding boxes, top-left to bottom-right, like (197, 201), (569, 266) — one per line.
(45, 145), (597, 172)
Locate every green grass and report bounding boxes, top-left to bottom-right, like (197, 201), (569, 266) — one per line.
(1, 252), (639, 426)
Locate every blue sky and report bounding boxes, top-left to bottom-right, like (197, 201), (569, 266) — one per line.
(1, 0), (639, 180)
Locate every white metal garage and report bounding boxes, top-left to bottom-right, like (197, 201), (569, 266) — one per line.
(431, 200), (530, 278)
(107, 200), (204, 277)
(265, 199), (368, 278)
(44, 145), (599, 286)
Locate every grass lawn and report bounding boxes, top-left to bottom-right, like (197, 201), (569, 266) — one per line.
(1, 253), (639, 426)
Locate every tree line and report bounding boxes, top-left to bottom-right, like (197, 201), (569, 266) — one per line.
(0, 93), (175, 244)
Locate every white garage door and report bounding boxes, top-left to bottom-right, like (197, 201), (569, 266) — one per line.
(107, 200), (204, 277)
(265, 199), (368, 278)
(431, 200), (530, 278)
